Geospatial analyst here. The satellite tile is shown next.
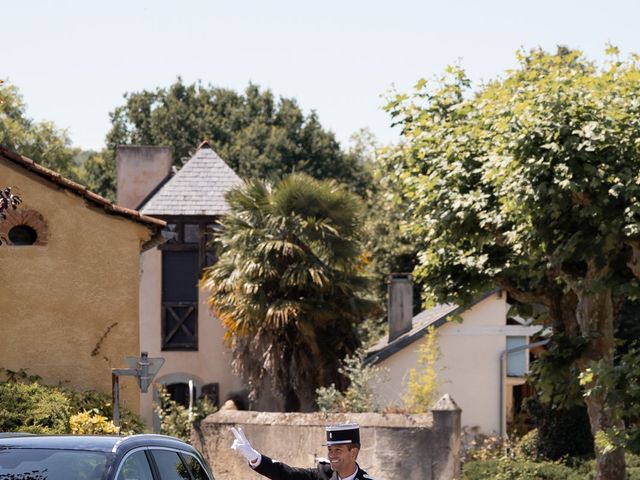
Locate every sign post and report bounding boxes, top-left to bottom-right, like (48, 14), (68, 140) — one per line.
(112, 352), (164, 427)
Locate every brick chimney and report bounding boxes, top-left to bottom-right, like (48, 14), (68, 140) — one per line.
(388, 273), (413, 342)
(116, 146), (173, 209)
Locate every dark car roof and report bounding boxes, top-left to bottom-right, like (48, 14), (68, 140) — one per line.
(0, 434), (198, 454)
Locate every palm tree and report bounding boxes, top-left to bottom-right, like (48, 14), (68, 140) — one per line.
(201, 173), (378, 411)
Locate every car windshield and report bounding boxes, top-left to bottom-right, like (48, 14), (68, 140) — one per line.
(0, 448), (108, 480)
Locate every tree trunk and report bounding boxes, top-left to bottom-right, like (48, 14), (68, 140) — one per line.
(575, 275), (625, 480)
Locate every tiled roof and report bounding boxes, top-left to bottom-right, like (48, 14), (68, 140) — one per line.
(0, 145), (166, 230)
(140, 142), (242, 216)
(365, 303), (458, 365)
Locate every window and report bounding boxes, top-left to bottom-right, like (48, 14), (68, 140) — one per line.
(182, 454), (211, 480)
(159, 218), (218, 270)
(8, 225), (37, 245)
(150, 450), (190, 480)
(506, 336), (528, 377)
(159, 217), (219, 351)
(117, 451), (154, 480)
(0, 208), (48, 246)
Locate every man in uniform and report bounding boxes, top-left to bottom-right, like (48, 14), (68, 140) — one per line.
(230, 423), (378, 480)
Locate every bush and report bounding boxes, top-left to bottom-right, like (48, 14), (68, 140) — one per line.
(70, 409), (119, 435)
(514, 429), (540, 460)
(0, 373), (145, 435)
(462, 457), (591, 480)
(0, 381), (71, 433)
(66, 389), (145, 434)
(524, 397), (594, 460)
(155, 386), (216, 442)
(316, 348), (385, 413)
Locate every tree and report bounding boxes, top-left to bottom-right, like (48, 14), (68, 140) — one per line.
(103, 80), (372, 200)
(201, 173), (378, 411)
(384, 47), (640, 479)
(0, 81), (81, 181)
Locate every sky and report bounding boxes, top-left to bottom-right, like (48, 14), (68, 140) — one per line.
(3, 0), (640, 152)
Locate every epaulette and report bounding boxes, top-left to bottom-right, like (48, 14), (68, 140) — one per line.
(363, 474), (378, 480)
(316, 457), (330, 464)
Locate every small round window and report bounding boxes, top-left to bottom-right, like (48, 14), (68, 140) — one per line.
(8, 225), (37, 245)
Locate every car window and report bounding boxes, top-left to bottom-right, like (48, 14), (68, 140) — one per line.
(150, 450), (190, 480)
(182, 454), (211, 480)
(117, 450), (154, 480)
(0, 449), (107, 480)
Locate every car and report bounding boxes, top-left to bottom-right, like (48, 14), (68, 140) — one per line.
(0, 433), (215, 480)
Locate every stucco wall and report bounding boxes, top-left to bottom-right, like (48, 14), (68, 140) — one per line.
(0, 158), (153, 412)
(139, 247), (245, 427)
(373, 292), (510, 434)
(193, 402), (460, 480)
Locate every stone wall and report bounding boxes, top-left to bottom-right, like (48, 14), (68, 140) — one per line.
(192, 394), (461, 480)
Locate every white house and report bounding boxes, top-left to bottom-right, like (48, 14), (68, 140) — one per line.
(116, 143), (275, 429)
(366, 275), (545, 435)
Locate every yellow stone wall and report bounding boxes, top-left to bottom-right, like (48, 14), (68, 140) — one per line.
(0, 158), (154, 414)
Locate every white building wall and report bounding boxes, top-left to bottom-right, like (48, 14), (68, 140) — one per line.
(139, 247), (244, 428)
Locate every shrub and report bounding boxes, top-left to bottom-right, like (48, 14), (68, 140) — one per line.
(524, 397), (594, 460)
(66, 389), (145, 434)
(462, 457), (590, 480)
(402, 325), (440, 412)
(0, 381), (71, 433)
(70, 409), (119, 435)
(0, 372), (145, 435)
(315, 348), (385, 413)
(514, 428), (540, 460)
(155, 386), (216, 442)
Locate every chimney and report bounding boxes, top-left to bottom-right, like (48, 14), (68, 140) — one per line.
(388, 273), (413, 342)
(116, 146), (173, 209)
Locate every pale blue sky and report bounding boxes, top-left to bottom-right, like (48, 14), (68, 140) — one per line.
(2, 0), (639, 151)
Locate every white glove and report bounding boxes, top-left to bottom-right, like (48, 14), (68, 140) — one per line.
(231, 426), (260, 464)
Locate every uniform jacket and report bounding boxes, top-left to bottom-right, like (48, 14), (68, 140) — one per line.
(253, 455), (378, 480)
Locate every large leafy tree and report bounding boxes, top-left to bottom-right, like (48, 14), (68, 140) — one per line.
(385, 47), (640, 479)
(103, 80), (371, 199)
(0, 81), (81, 181)
(201, 173), (378, 411)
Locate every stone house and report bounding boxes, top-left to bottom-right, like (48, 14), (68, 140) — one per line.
(0, 145), (165, 412)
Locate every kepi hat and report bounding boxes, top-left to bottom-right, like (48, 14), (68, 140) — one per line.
(324, 423), (360, 446)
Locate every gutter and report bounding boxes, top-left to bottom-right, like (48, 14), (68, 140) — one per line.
(499, 339), (549, 436)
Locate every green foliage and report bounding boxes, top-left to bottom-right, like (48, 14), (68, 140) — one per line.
(0, 381), (71, 433)
(402, 326), (440, 412)
(105, 80), (372, 199)
(0, 370), (144, 434)
(385, 46), (640, 475)
(462, 457), (592, 480)
(579, 343), (640, 454)
(65, 388), (145, 435)
(69, 409), (119, 435)
(523, 397), (594, 460)
(202, 173), (379, 410)
(315, 348), (385, 413)
(154, 386), (216, 442)
(0, 81), (82, 181)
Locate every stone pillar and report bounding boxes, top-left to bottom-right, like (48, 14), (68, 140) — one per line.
(431, 394), (462, 480)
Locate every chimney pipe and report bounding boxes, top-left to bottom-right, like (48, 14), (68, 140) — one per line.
(388, 273), (413, 342)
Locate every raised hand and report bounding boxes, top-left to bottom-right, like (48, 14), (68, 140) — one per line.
(231, 426), (260, 463)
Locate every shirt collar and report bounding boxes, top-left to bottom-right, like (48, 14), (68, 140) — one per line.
(338, 465), (358, 480)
